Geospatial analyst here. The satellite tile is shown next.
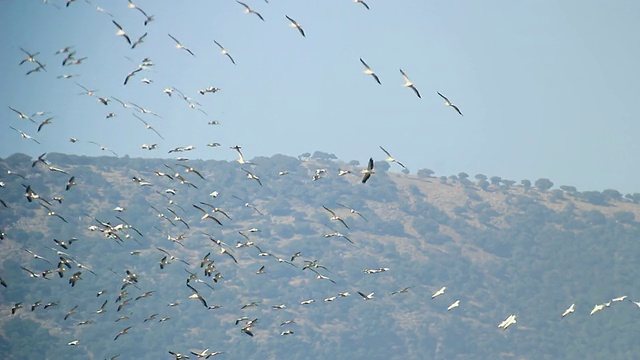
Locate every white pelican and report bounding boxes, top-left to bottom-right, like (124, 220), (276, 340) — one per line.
(168, 34), (195, 56)
(360, 58), (381, 84)
(400, 69), (421, 98)
(237, 1), (264, 21)
(112, 20), (132, 45)
(561, 303), (575, 317)
(286, 15), (305, 37)
(354, 0), (370, 10)
(360, 157), (374, 183)
(357, 291), (375, 300)
(432, 286), (446, 299)
(447, 300), (461, 311)
(214, 40), (236, 65)
(589, 303), (605, 315)
(437, 92), (463, 116)
(379, 146), (406, 169)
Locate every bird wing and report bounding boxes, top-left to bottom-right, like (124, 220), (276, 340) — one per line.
(379, 146), (391, 157)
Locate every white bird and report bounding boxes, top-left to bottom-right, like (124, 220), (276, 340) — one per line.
(437, 92), (463, 116)
(498, 314), (517, 329)
(168, 34), (195, 56)
(214, 40), (236, 65)
(590, 303), (605, 315)
(10, 126), (40, 144)
(357, 291), (375, 300)
(360, 158), (374, 183)
(354, 0), (370, 10)
(612, 295), (627, 302)
(359, 58), (380, 84)
(400, 69), (421, 98)
(432, 286), (446, 299)
(379, 146), (406, 169)
(447, 300), (461, 311)
(561, 303), (575, 318)
(286, 15), (305, 37)
(112, 20), (132, 45)
(237, 1), (265, 21)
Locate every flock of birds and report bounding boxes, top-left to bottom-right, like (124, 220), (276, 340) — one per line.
(2, 1), (639, 359)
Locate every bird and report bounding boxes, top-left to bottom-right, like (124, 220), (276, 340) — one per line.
(68, 272), (82, 287)
(192, 204), (223, 226)
(19, 48), (41, 65)
(123, 67), (142, 85)
(447, 300), (461, 311)
(112, 20), (132, 45)
(95, 299), (108, 314)
(64, 305), (78, 320)
(590, 303), (605, 315)
(323, 206), (350, 229)
(11, 303), (23, 315)
(9, 126), (40, 144)
(8, 106), (35, 123)
(390, 287), (412, 295)
(359, 58), (381, 84)
(336, 203), (368, 221)
(286, 15), (305, 37)
(114, 326), (132, 341)
(22, 248), (52, 264)
(379, 146), (407, 169)
(65, 176), (77, 191)
(360, 158), (375, 183)
(400, 69), (421, 98)
(357, 291), (375, 300)
(214, 40), (236, 65)
(168, 34), (195, 56)
(133, 114), (164, 139)
(437, 92), (463, 116)
(37, 117), (54, 132)
(236, 1), (264, 21)
(562, 303), (575, 317)
(134, 6), (154, 25)
(242, 168), (263, 186)
(612, 295), (628, 302)
(432, 286), (447, 299)
(354, 0), (370, 10)
(498, 314), (517, 329)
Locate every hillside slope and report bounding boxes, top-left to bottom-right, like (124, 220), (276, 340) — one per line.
(1, 152), (639, 360)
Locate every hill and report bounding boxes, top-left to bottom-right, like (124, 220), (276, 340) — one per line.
(1, 152), (639, 360)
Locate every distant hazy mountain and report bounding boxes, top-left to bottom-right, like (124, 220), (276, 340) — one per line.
(1, 152), (639, 360)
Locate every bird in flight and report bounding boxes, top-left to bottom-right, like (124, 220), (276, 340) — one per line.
(561, 303), (575, 318)
(323, 206), (350, 229)
(168, 34), (195, 56)
(354, 0), (370, 10)
(112, 20), (132, 45)
(359, 58), (381, 85)
(286, 16), (305, 37)
(447, 300), (461, 311)
(214, 40), (236, 65)
(400, 69), (421, 98)
(437, 92), (463, 116)
(360, 158), (374, 183)
(10, 126), (40, 144)
(432, 286), (446, 299)
(379, 146), (406, 169)
(236, 1), (265, 21)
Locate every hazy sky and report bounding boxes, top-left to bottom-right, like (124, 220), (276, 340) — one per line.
(1, 0), (639, 193)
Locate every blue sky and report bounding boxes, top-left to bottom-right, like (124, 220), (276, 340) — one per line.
(1, 0), (639, 193)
